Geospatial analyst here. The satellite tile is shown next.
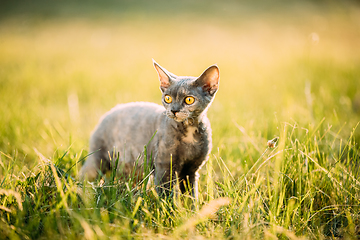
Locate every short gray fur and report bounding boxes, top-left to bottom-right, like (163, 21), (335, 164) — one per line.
(79, 60), (220, 198)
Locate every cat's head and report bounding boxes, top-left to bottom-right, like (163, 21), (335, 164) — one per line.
(153, 60), (220, 123)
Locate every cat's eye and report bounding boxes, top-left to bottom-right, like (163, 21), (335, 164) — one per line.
(185, 96), (195, 105)
(164, 95), (172, 104)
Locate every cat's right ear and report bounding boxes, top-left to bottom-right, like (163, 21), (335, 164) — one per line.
(153, 60), (174, 92)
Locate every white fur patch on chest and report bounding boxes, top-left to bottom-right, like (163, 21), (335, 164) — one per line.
(182, 126), (198, 143)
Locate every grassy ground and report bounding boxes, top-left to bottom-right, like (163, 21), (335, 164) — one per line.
(1, 0), (360, 239)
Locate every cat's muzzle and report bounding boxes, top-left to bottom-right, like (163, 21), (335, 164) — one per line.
(166, 111), (189, 122)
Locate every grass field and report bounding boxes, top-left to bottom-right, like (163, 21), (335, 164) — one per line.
(1, 0), (360, 239)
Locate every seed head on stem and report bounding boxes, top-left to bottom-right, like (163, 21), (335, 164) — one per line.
(267, 137), (279, 148)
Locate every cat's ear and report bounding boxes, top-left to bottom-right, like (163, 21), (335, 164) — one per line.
(153, 60), (175, 92)
(194, 65), (220, 95)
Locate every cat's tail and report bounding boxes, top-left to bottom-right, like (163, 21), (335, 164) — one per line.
(79, 151), (110, 182)
(79, 155), (100, 182)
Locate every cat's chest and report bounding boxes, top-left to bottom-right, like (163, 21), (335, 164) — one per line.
(181, 126), (200, 144)
(166, 123), (209, 158)
(179, 127), (207, 160)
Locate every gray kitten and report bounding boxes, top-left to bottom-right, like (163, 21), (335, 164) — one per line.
(79, 60), (220, 198)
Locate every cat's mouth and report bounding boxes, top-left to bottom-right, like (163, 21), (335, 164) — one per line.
(174, 117), (186, 122)
(169, 115), (187, 123)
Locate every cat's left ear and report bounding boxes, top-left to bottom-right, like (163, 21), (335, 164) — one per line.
(194, 65), (220, 96)
(153, 60), (175, 92)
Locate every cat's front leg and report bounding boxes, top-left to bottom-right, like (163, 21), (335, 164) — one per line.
(154, 154), (187, 198)
(154, 161), (174, 197)
(178, 171), (199, 199)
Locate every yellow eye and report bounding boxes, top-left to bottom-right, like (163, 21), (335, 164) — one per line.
(185, 96), (195, 105)
(164, 95), (172, 103)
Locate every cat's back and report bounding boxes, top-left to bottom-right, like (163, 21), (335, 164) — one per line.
(90, 102), (164, 152)
(104, 102), (164, 120)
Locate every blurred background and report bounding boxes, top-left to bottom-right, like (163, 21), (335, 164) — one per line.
(0, 0), (359, 175)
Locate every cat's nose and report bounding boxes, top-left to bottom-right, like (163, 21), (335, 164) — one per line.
(171, 110), (179, 115)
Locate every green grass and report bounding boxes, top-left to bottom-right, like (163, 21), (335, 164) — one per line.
(1, 0), (360, 239)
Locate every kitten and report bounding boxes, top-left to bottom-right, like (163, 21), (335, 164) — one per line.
(79, 60), (220, 198)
